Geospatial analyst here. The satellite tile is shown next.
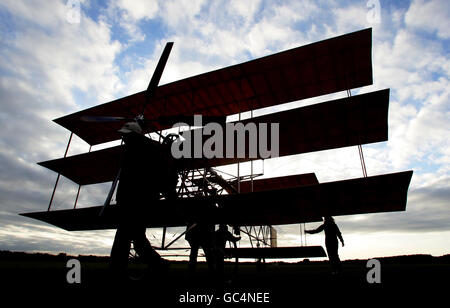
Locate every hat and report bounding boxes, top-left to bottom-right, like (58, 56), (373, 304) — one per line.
(118, 122), (143, 135)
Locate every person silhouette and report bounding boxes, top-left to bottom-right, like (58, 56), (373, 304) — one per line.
(110, 122), (172, 279)
(214, 224), (241, 282)
(305, 216), (344, 274)
(185, 220), (216, 275)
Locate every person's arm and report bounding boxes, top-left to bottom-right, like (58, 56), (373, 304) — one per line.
(225, 231), (241, 243)
(305, 224), (324, 234)
(232, 235), (241, 243)
(336, 226), (344, 246)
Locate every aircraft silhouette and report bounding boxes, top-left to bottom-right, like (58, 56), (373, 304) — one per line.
(22, 28), (413, 268)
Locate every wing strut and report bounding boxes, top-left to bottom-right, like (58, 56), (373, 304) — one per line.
(99, 169), (121, 216)
(347, 89), (368, 177)
(48, 132), (73, 211)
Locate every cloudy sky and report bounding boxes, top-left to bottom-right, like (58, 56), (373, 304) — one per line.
(0, 0), (448, 261)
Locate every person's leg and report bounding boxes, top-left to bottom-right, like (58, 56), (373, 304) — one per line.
(334, 250), (342, 272)
(215, 250), (225, 282)
(188, 243), (199, 274)
(326, 243), (340, 273)
(110, 227), (131, 278)
(203, 245), (216, 273)
(132, 227), (164, 264)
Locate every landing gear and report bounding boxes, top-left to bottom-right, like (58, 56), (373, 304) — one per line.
(127, 241), (148, 281)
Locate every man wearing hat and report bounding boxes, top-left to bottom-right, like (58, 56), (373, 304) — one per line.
(110, 121), (174, 278)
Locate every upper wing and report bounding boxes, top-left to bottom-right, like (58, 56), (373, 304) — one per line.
(21, 171), (413, 231)
(54, 29), (373, 145)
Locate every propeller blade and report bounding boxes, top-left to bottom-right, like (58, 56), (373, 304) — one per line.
(80, 116), (131, 123)
(141, 41), (174, 123)
(145, 42), (174, 97)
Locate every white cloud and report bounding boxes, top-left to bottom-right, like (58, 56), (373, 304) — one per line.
(0, 0), (69, 28)
(368, 20), (450, 171)
(1, 1), (122, 110)
(160, 0), (205, 30)
(0, 0), (124, 221)
(107, 0), (159, 42)
(332, 4), (373, 35)
(246, 18), (299, 57)
(245, 1), (318, 57)
(405, 0), (450, 39)
(229, 0), (261, 23)
(116, 0), (158, 21)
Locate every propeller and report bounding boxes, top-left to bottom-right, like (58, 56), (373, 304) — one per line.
(99, 42), (175, 218)
(82, 42), (174, 127)
(143, 42), (174, 114)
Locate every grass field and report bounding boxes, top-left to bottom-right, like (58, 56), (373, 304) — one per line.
(1, 251), (448, 305)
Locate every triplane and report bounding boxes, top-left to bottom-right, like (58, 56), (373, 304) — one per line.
(22, 28), (413, 268)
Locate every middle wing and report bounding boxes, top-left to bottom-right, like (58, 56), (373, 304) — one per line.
(39, 89), (389, 185)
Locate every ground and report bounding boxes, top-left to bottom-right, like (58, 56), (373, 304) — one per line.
(1, 251), (448, 305)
